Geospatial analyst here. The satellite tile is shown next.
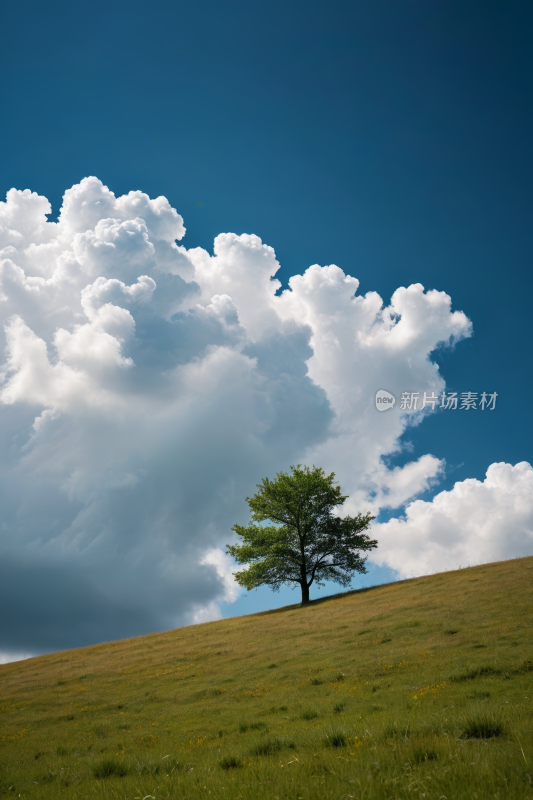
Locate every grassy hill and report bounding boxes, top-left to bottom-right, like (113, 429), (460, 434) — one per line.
(1, 557), (532, 799)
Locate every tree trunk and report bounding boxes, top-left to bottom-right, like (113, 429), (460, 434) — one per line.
(301, 582), (310, 605)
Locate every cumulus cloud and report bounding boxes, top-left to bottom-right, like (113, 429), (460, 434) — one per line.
(372, 462), (533, 577)
(0, 175), (503, 661)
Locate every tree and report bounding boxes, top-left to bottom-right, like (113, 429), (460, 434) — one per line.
(226, 464), (377, 606)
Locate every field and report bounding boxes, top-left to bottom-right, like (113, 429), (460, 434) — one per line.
(1, 556), (532, 799)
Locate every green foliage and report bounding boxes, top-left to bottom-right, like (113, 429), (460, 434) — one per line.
(226, 464), (376, 604)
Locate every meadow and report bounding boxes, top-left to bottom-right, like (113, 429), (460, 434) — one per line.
(1, 556), (532, 799)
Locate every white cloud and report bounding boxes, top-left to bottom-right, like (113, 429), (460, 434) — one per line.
(0, 176), (491, 654)
(372, 462), (533, 577)
(189, 232), (282, 339)
(276, 268), (469, 515)
(0, 651), (34, 665)
(0, 188), (56, 246)
(200, 548), (242, 604)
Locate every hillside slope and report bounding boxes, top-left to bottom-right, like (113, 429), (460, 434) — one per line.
(1, 556), (532, 799)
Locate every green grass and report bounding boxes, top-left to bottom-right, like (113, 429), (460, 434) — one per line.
(1, 556), (533, 799)
(91, 758), (129, 778)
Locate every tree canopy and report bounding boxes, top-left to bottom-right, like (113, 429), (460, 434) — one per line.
(226, 465), (377, 605)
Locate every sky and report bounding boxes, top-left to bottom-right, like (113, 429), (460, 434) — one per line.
(0, 0), (532, 663)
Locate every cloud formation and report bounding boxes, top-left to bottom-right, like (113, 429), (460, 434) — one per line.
(372, 462), (533, 577)
(1, 176), (512, 660)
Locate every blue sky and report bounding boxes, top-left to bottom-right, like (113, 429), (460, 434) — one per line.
(0, 0), (532, 658)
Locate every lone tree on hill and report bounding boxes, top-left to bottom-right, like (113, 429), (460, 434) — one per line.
(226, 465), (377, 606)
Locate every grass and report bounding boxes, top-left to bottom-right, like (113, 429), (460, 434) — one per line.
(0, 556), (532, 799)
(463, 716), (505, 739)
(325, 729), (348, 748)
(219, 755), (242, 769)
(91, 758), (129, 778)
